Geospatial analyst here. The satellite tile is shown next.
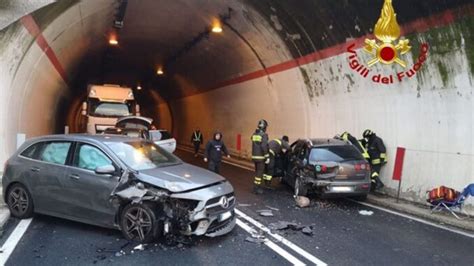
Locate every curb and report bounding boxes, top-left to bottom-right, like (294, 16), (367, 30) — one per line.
(366, 194), (474, 232)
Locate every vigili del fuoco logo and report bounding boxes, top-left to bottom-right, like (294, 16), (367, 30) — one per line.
(347, 0), (429, 84)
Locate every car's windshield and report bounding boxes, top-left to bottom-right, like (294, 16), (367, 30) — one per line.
(89, 99), (132, 117)
(309, 145), (364, 163)
(106, 141), (181, 170)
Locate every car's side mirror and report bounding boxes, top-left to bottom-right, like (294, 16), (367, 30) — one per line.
(95, 165), (116, 175)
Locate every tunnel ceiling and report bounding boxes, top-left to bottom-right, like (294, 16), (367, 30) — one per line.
(9, 0), (474, 104)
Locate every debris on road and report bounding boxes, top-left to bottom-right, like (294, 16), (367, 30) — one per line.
(257, 210), (274, 217)
(133, 244), (146, 251)
(245, 236), (266, 244)
(302, 226), (314, 236)
(359, 210), (374, 216)
(238, 203), (252, 207)
(114, 250), (126, 257)
(295, 196), (310, 208)
(265, 205), (280, 211)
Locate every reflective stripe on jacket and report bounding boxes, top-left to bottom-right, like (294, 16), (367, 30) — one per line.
(251, 129), (268, 161)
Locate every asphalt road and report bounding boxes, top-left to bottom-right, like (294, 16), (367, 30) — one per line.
(2, 150), (473, 265)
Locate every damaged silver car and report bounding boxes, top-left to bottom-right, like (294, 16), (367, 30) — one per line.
(2, 135), (236, 242)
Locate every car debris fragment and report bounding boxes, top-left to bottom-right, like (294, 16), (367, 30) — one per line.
(257, 210), (274, 217)
(359, 210), (374, 216)
(302, 226), (314, 236)
(245, 236), (266, 244)
(133, 244), (146, 251)
(265, 206), (280, 211)
(238, 203), (252, 207)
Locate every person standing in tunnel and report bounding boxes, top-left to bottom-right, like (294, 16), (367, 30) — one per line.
(204, 131), (230, 174)
(251, 119), (269, 194)
(362, 129), (387, 191)
(191, 128), (203, 157)
(263, 137), (290, 188)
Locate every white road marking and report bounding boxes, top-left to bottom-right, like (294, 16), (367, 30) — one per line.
(0, 218), (33, 265)
(236, 219), (305, 266)
(350, 200), (474, 239)
(236, 209), (327, 266)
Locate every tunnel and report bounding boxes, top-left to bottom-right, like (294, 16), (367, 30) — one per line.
(0, 0), (473, 209)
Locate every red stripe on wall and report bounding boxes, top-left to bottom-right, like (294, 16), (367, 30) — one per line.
(206, 5), (474, 92)
(20, 15), (69, 85)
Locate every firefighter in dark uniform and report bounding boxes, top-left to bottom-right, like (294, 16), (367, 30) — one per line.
(251, 119), (269, 194)
(263, 138), (290, 188)
(340, 132), (370, 161)
(362, 129), (387, 190)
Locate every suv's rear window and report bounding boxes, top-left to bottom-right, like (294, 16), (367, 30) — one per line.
(309, 145), (364, 163)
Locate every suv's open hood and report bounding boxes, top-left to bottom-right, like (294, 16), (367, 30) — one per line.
(116, 116), (153, 129)
(137, 163), (225, 192)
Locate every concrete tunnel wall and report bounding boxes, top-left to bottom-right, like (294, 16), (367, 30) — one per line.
(0, 0), (473, 210)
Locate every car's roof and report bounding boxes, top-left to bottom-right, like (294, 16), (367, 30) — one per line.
(27, 134), (143, 143)
(305, 138), (349, 147)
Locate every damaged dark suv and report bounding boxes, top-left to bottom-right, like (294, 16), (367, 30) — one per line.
(2, 135), (236, 243)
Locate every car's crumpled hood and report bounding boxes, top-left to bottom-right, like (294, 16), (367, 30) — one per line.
(137, 163), (225, 192)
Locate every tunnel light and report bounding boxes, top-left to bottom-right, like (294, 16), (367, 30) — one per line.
(211, 19), (223, 33)
(137, 85), (142, 90)
(109, 38), (118, 45)
(157, 68), (164, 75)
(212, 25), (223, 33)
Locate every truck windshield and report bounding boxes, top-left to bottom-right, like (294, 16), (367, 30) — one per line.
(89, 100), (132, 117)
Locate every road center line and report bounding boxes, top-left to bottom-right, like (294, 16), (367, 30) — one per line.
(236, 209), (327, 266)
(0, 218), (33, 265)
(349, 199), (474, 238)
(236, 218), (305, 265)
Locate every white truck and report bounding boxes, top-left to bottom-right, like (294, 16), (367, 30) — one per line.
(81, 84), (140, 134)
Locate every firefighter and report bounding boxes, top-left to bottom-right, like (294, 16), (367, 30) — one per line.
(263, 138), (290, 188)
(362, 129), (387, 190)
(340, 132), (370, 161)
(191, 128), (203, 157)
(251, 119), (269, 194)
(204, 131), (230, 174)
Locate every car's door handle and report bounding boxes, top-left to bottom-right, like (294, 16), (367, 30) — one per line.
(30, 167), (40, 172)
(69, 174), (80, 180)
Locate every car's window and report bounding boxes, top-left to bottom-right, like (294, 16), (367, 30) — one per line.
(149, 130), (162, 141)
(74, 144), (113, 171)
(124, 131), (141, 138)
(39, 142), (72, 165)
(106, 141), (181, 170)
(20, 143), (43, 159)
(159, 130), (172, 140)
(309, 145), (364, 163)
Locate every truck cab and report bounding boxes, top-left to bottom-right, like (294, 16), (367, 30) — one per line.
(81, 84), (139, 134)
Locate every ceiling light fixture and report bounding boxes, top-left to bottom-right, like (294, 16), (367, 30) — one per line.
(137, 85), (142, 90)
(157, 68), (164, 75)
(211, 19), (223, 33)
(109, 38), (118, 45)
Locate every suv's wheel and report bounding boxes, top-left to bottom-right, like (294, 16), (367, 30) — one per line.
(120, 202), (161, 243)
(7, 183), (34, 219)
(294, 177), (308, 196)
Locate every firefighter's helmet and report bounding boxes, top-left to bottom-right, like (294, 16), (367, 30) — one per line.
(257, 119), (268, 131)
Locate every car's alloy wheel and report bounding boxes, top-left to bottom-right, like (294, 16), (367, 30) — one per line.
(7, 184), (34, 218)
(120, 203), (160, 243)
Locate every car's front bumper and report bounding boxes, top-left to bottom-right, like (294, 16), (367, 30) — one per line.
(170, 181), (236, 237)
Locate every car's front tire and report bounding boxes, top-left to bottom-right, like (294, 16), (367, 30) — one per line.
(120, 202), (162, 243)
(7, 183), (34, 219)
